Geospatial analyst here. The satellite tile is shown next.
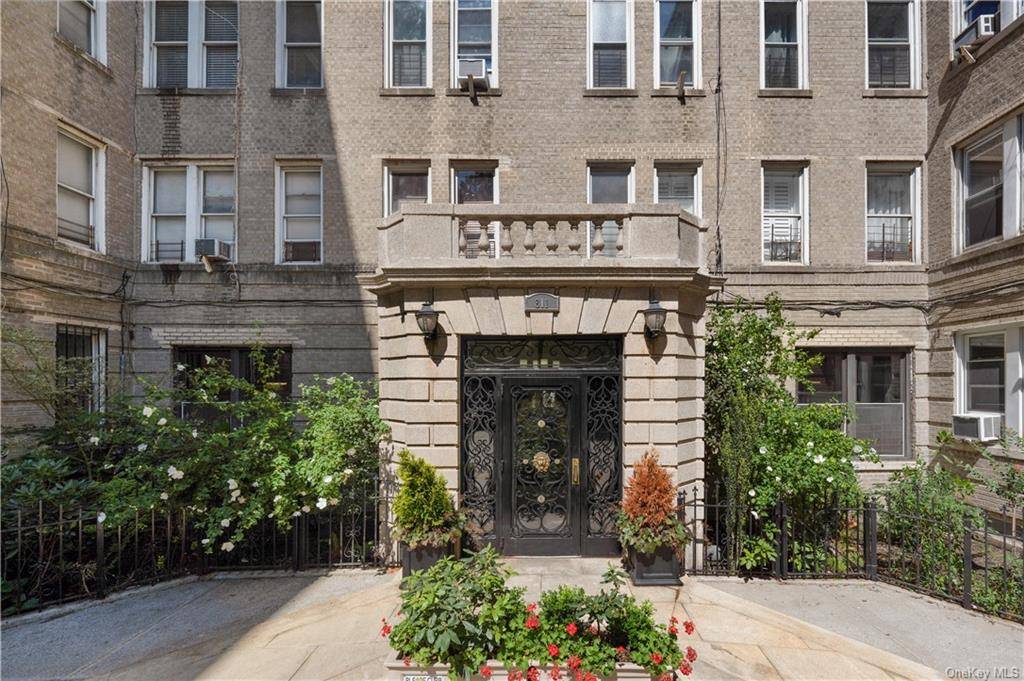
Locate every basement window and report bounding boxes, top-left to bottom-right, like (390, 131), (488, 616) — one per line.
(56, 324), (107, 416)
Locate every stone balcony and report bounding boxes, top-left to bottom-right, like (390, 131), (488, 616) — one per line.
(364, 203), (715, 292)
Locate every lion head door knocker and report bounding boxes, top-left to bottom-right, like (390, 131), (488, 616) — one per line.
(532, 450), (551, 473)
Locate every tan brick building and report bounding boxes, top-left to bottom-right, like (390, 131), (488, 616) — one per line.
(2, 0), (1022, 554)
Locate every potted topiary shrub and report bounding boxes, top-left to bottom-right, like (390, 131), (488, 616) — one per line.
(393, 449), (464, 577)
(618, 448), (691, 586)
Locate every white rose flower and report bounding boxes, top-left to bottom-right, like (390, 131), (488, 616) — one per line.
(758, 447), (767, 455)
(231, 489), (241, 499)
(345, 448), (355, 456)
(852, 444), (863, 454)
(252, 481), (259, 488)
(748, 489), (756, 498)
(292, 511), (301, 517)
(137, 443), (148, 452)
(302, 505), (310, 513)
(160, 492), (169, 500)
(326, 376), (337, 385)
(89, 435), (100, 445)
(237, 496), (246, 504)
(157, 417), (167, 426)
(813, 454), (825, 464)
(806, 441), (814, 449)
(329, 498), (338, 505)
(174, 469), (184, 480)
(203, 355), (213, 364)
(201, 538), (210, 545)
(142, 406), (154, 418)
(316, 498), (328, 510)
(273, 495), (283, 503)
(268, 513), (275, 518)
(97, 512), (107, 523)
(191, 429), (198, 439)
(323, 475), (333, 484)
(826, 476), (834, 484)
(342, 468), (354, 477)
(869, 447), (877, 456)
(167, 465), (177, 477)
(227, 479), (238, 490)
(751, 510), (759, 520)
(766, 465), (773, 472)
(221, 518), (231, 528)
(775, 476), (781, 483)
(176, 363), (186, 372)
(221, 541), (235, 552)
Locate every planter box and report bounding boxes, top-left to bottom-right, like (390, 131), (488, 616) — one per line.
(629, 546), (680, 586)
(400, 542), (454, 578)
(385, 661), (656, 680)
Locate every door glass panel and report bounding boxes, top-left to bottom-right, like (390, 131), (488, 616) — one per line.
(511, 386), (573, 538)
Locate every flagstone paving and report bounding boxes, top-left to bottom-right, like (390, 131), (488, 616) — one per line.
(3, 558), (1017, 680)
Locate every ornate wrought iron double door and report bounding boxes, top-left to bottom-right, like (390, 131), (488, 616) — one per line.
(460, 338), (622, 556)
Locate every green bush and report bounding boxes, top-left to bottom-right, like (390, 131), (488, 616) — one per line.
(392, 450), (463, 549)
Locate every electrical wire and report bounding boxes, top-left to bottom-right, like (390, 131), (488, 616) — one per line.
(1, 154), (11, 263)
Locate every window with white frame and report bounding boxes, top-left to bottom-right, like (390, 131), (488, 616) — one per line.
(866, 0), (917, 88)
(453, 163), (497, 258)
(56, 323), (106, 415)
(149, 1), (238, 88)
(588, 163), (633, 257)
(452, 0), (496, 87)
(277, 166), (322, 263)
(957, 326), (1024, 434)
(655, 0), (697, 88)
(388, 0), (430, 88)
(655, 163), (700, 216)
(385, 163), (430, 215)
(761, 0), (804, 88)
(957, 113), (1024, 252)
(145, 163), (236, 262)
(59, 0), (106, 60)
(589, 0), (632, 89)
(762, 164), (807, 263)
(279, 0), (322, 88)
(57, 129), (104, 251)
(866, 164), (917, 262)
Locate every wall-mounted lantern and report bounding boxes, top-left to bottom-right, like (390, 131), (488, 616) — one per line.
(642, 300), (667, 340)
(415, 302), (439, 339)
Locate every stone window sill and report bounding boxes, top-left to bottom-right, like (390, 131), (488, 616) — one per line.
(758, 88), (813, 98)
(862, 88), (928, 99)
(139, 87), (237, 96)
(650, 88), (707, 98)
(270, 87), (325, 97)
(380, 87), (435, 97)
(445, 87), (502, 97)
(939, 232), (1024, 269)
(583, 88), (638, 97)
(53, 32), (113, 79)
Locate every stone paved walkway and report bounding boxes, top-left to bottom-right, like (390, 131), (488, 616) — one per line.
(5, 558), (1014, 680)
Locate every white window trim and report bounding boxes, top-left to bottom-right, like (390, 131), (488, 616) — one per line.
(385, 0), (433, 88)
(863, 0), (920, 89)
(863, 163), (921, 264)
(653, 0), (701, 90)
(275, 163), (324, 264)
(759, 0), (808, 89)
(953, 113), (1023, 254)
(449, 0), (498, 88)
(955, 325), (1024, 435)
(586, 163), (635, 258)
(760, 163), (810, 265)
(654, 162), (702, 218)
(56, 124), (106, 254)
(142, 161), (237, 263)
(58, 0), (108, 63)
(276, 0), (324, 88)
(587, 0), (635, 89)
(383, 162), (432, 217)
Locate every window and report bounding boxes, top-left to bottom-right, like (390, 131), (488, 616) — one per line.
(56, 324), (106, 415)
(957, 114), (1024, 252)
(277, 165), (322, 263)
(453, 164), (497, 258)
(762, 164), (807, 263)
(589, 0), (632, 88)
(279, 0), (322, 88)
(175, 347), (292, 421)
(57, 129), (104, 251)
(59, 0), (106, 60)
(655, 0), (697, 88)
(655, 163), (700, 216)
(144, 163), (235, 262)
(588, 163), (633, 257)
(866, 164), (917, 262)
(385, 164), (430, 215)
(451, 0), (497, 87)
(387, 0), (430, 88)
(761, 0), (805, 88)
(866, 0), (916, 88)
(957, 327), (1024, 434)
(149, 1), (238, 88)
(798, 349), (909, 458)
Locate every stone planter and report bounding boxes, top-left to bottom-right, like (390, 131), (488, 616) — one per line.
(628, 546), (680, 586)
(400, 542), (454, 579)
(385, 661), (656, 680)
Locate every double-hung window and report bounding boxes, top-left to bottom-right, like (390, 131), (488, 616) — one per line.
(385, 163), (430, 215)
(655, 163), (700, 217)
(588, 163), (633, 257)
(57, 129), (104, 251)
(59, 0), (106, 60)
(388, 0), (430, 88)
(655, 0), (697, 89)
(150, 1), (238, 88)
(277, 165), (323, 263)
(957, 327), (1024, 434)
(56, 324), (106, 416)
(761, 0), (805, 89)
(453, 163), (497, 258)
(589, 0), (632, 89)
(956, 113), (1024, 252)
(279, 0), (322, 88)
(762, 164), (807, 263)
(865, 164), (917, 262)
(145, 163), (236, 262)
(452, 0), (496, 87)
(866, 0), (917, 88)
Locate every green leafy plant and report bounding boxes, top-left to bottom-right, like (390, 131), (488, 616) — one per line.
(392, 449), (463, 549)
(617, 449), (690, 554)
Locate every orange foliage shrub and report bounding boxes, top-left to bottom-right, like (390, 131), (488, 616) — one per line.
(621, 448), (677, 529)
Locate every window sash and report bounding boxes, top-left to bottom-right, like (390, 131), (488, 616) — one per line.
(280, 168), (322, 262)
(59, 0), (96, 55)
(57, 132), (96, 247)
(965, 333), (1006, 415)
(657, 0), (694, 88)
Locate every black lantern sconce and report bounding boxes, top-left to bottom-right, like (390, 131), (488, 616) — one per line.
(642, 299), (667, 340)
(415, 302), (439, 339)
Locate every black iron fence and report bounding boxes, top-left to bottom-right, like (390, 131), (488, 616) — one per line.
(2, 481), (390, 616)
(680, 487), (1024, 622)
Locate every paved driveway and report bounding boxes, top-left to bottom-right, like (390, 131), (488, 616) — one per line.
(2, 561), (1019, 680)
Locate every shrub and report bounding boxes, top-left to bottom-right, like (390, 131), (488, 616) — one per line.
(617, 449), (690, 554)
(392, 450), (463, 549)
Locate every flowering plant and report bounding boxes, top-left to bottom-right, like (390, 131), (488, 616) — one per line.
(617, 449), (690, 554)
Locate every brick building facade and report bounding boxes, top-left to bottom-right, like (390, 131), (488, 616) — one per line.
(2, 0), (1022, 553)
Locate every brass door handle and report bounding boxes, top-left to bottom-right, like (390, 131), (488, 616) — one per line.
(571, 458), (580, 485)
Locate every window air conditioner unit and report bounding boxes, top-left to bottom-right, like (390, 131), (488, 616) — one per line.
(952, 413), (1002, 441)
(955, 13), (999, 51)
(195, 238), (231, 261)
(457, 59), (489, 90)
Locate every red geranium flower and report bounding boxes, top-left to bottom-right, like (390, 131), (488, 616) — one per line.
(550, 664), (561, 681)
(679, 661), (693, 676)
(402, 657), (411, 667)
(479, 666), (493, 679)
(668, 624), (679, 636)
(507, 670), (521, 681)
(670, 616), (678, 624)
(686, 646), (698, 663)
(565, 622), (578, 636)
(616, 646), (626, 655)
(525, 614), (541, 629)
(589, 622), (599, 635)
(379, 619), (392, 637)
(684, 620), (695, 635)
(650, 652), (663, 665)
(526, 603), (537, 613)
(548, 643), (560, 658)
(567, 655), (582, 670)
(526, 666), (540, 681)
